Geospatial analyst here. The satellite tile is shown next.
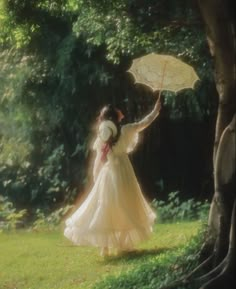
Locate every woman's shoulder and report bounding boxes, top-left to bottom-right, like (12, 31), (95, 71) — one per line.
(98, 120), (118, 141)
(99, 120), (116, 128)
(121, 122), (136, 133)
(99, 120), (117, 133)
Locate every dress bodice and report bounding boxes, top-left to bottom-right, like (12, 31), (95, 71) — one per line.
(92, 101), (160, 180)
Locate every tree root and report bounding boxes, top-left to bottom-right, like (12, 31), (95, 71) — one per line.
(185, 253), (214, 279)
(157, 251), (215, 289)
(158, 201), (236, 289)
(195, 255), (227, 283)
(199, 200), (235, 289)
(199, 259), (235, 289)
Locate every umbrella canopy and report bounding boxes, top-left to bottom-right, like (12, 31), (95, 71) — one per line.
(128, 53), (199, 93)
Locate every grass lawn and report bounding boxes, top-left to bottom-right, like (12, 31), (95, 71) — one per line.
(0, 221), (202, 289)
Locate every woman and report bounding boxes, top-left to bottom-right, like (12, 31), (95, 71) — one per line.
(64, 97), (161, 256)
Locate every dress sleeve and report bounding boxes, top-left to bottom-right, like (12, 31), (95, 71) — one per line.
(99, 123), (112, 142)
(92, 121), (117, 151)
(98, 120), (118, 142)
(129, 102), (160, 132)
(121, 100), (160, 153)
(122, 125), (139, 153)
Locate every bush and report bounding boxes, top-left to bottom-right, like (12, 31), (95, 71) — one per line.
(152, 191), (210, 223)
(0, 195), (27, 231)
(31, 204), (73, 231)
(0, 193), (73, 232)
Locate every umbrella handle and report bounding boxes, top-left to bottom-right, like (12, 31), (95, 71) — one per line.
(157, 92), (164, 106)
(154, 90), (162, 101)
(157, 60), (168, 100)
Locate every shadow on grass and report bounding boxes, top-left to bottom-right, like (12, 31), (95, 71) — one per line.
(101, 247), (170, 264)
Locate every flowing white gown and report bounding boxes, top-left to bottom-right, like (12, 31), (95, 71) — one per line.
(64, 104), (160, 250)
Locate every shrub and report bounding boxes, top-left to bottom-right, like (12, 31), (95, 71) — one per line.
(31, 204), (73, 231)
(0, 195), (27, 231)
(152, 191), (210, 223)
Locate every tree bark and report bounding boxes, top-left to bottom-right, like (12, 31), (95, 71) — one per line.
(157, 2), (235, 288)
(198, 0), (236, 239)
(156, 0), (236, 289)
(196, 0), (236, 287)
(198, 0), (236, 163)
(158, 116), (236, 289)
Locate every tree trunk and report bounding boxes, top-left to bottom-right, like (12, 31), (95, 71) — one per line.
(198, 0), (236, 161)
(158, 117), (236, 289)
(196, 0), (236, 287)
(157, 1), (235, 288)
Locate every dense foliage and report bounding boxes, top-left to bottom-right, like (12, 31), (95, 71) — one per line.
(0, 0), (216, 218)
(152, 191), (209, 222)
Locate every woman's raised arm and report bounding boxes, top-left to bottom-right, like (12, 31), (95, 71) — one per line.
(130, 96), (161, 132)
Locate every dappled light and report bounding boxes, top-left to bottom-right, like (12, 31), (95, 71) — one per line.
(0, 0), (235, 288)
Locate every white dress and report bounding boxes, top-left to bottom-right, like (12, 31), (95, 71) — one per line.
(64, 104), (160, 250)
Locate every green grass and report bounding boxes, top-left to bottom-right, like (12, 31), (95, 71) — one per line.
(0, 221), (202, 289)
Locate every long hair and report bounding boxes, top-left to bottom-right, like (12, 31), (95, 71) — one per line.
(98, 104), (121, 146)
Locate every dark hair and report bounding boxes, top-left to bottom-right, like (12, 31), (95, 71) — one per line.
(98, 104), (121, 146)
(99, 104), (119, 122)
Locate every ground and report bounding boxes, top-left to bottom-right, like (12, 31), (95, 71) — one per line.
(0, 221), (201, 289)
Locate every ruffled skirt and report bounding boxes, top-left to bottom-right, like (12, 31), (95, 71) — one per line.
(64, 155), (156, 250)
